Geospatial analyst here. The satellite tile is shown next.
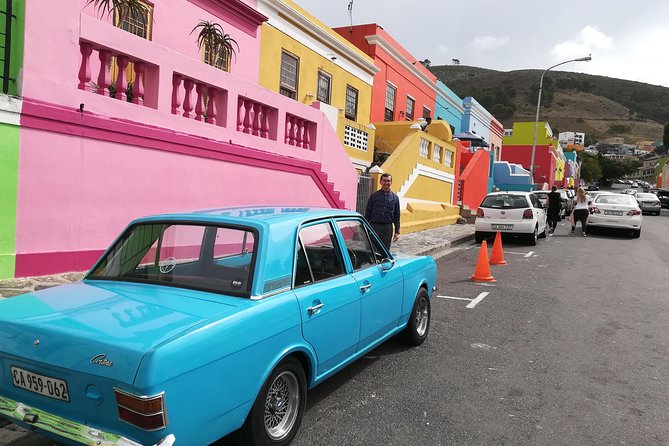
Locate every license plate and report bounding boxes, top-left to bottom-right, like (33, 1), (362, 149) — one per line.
(604, 210), (623, 216)
(10, 366), (70, 402)
(491, 224), (513, 230)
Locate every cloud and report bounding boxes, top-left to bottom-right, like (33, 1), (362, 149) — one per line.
(552, 26), (613, 60)
(467, 36), (510, 52)
(438, 44), (449, 54)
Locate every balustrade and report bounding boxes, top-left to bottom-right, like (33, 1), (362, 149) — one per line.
(170, 73), (226, 127)
(237, 97), (277, 141)
(285, 114), (316, 150)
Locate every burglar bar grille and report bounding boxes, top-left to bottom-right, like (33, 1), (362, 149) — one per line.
(0, 0), (16, 94)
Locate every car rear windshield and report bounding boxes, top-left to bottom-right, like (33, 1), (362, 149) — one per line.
(594, 195), (636, 205)
(88, 223), (257, 297)
(481, 194), (529, 209)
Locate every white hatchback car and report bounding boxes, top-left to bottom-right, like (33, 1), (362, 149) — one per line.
(475, 191), (548, 245)
(587, 193), (642, 237)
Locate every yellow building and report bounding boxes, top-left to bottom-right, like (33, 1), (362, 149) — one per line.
(256, 0), (378, 173)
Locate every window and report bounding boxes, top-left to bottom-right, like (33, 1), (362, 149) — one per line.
(317, 71), (332, 104)
(111, 1), (153, 91)
(405, 96), (415, 120)
(345, 85), (359, 121)
(295, 222), (344, 285)
(384, 83), (396, 121)
(204, 43), (231, 72)
(344, 125), (368, 151)
(336, 220), (376, 270)
(280, 51), (299, 99)
(422, 106), (431, 120)
(88, 223), (256, 297)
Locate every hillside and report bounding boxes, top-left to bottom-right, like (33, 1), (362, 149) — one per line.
(429, 65), (669, 144)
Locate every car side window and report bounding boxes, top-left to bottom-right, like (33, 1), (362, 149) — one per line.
(336, 220), (377, 270)
(296, 222), (344, 285)
(530, 195), (542, 209)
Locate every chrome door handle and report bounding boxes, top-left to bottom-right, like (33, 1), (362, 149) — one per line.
(307, 303), (324, 315)
(360, 283), (372, 293)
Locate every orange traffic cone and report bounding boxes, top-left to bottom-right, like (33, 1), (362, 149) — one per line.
(489, 231), (507, 265)
(470, 240), (496, 282)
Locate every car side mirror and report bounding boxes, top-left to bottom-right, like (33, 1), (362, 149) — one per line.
(379, 257), (394, 271)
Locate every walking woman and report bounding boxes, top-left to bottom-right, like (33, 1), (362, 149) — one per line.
(571, 187), (590, 236)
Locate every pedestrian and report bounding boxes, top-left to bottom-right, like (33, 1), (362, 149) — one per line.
(365, 173), (400, 250)
(419, 117), (432, 132)
(546, 185), (561, 235)
(570, 187), (590, 236)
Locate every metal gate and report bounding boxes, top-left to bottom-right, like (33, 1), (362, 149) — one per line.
(356, 173), (373, 215)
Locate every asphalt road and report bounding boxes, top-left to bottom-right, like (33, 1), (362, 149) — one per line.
(5, 209), (669, 445)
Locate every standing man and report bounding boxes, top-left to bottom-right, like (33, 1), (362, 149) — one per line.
(546, 185), (561, 235)
(365, 173), (400, 250)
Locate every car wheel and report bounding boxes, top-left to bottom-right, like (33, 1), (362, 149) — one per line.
(403, 288), (430, 346)
(528, 226), (538, 246)
(633, 229), (641, 238)
(475, 231), (485, 244)
(241, 357), (307, 446)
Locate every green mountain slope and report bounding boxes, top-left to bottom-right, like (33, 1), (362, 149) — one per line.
(430, 65), (669, 144)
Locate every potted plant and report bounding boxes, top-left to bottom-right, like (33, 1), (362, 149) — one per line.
(191, 21), (239, 71)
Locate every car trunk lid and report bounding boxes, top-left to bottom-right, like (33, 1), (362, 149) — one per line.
(0, 281), (240, 385)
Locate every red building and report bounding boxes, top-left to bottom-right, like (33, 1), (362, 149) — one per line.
(334, 24), (438, 123)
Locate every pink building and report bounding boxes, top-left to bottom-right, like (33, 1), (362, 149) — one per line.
(12, 0), (356, 277)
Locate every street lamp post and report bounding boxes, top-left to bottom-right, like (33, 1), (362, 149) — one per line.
(529, 55), (592, 188)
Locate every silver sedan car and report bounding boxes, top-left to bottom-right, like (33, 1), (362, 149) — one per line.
(636, 192), (661, 215)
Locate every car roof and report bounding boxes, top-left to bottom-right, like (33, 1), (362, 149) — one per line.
(130, 206), (360, 228)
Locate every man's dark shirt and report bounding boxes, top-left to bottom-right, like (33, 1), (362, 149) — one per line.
(547, 191), (561, 218)
(365, 189), (401, 233)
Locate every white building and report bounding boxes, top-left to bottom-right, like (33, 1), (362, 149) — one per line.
(559, 131), (585, 146)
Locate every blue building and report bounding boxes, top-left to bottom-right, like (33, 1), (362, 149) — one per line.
(434, 81), (463, 134)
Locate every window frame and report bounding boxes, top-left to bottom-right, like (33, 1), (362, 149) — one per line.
(422, 105), (431, 120)
(203, 43), (231, 72)
(279, 50), (300, 100)
(384, 83), (396, 122)
(405, 96), (415, 121)
(345, 85), (359, 121)
(316, 70), (332, 104)
(113, 0), (153, 40)
(334, 219), (379, 272)
(293, 220), (346, 288)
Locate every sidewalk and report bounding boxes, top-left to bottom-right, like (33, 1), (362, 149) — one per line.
(0, 223), (474, 445)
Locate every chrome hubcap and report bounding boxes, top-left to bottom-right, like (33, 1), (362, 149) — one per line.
(264, 371), (300, 440)
(415, 298), (429, 336)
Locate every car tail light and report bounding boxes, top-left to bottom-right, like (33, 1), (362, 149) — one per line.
(476, 208), (484, 218)
(115, 389), (167, 430)
(627, 209), (641, 216)
(522, 209), (533, 219)
(591, 206), (600, 214)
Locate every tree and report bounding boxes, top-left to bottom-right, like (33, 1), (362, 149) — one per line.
(191, 21), (239, 70)
(578, 154), (601, 182)
(86, 0), (147, 26)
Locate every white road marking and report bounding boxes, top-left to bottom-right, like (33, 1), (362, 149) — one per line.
(437, 295), (472, 301)
(505, 251), (529, 255)
(524, 251), (534, 258)
(466, 292), (490, 309)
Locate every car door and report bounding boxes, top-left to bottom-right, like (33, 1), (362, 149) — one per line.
(529, 194), (547, 233)
(334, 219), (403, 351)
(292, 220), (361, 375)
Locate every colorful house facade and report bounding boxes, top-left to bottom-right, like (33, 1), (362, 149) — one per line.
(335, 24), (438, 124)
(434, 81), (463, 134)
(256, 0), (378, 173)
(2, 0), (358, 279)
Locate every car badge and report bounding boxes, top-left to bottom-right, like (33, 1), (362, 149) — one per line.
(90, 354), (113, 367)
(34, 339), (40, 348)
(501, 211), (506, 215)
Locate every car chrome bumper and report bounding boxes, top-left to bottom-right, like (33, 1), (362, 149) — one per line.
(0, 395), (175, 446)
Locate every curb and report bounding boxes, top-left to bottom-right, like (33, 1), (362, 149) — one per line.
(414, 233), (475, 258)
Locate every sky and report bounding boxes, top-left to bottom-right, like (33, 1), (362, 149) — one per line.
(292, 0), (669, 88)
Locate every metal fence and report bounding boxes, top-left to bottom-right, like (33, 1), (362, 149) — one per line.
(0, 0), (16, 94)
(356, 173), (373, 215)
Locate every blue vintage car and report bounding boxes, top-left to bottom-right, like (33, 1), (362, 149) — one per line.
(0, 207), (437, 445)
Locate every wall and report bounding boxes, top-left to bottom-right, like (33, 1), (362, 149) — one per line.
(7, 0), (358, 278)
(0, 115), (20, 278)
(493, 161), (533, 191)
(434, 81), (463, 133)
(459, 149), (490, 211)
(256, 1), (377, 171)
(502, 121), (558, 186)
(335, 24), (438, 124)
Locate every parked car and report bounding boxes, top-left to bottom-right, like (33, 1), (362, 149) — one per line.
(586, 185), (600, 191)
(653, 189), (669, 208)
(475, 191), (548, 245)
(636, 192), (662, 215)
(0, 207), (437, 446)
(587, 193), (642, 238)
(621, 189), (638, 198)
